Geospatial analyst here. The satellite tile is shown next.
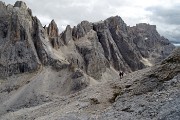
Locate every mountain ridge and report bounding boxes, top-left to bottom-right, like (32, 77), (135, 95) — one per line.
(0, 1), (179, 120)
(0, 1), (175, 79)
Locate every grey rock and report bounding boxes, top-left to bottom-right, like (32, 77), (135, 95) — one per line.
(61, 25), (73, 45)
(47, 19), (58, 38)
(93, 21), (131, 72)
(105, 15), (128, 33)
(162, 47), (180, 64)
(0, 1), (174, 79)
(128, 23), (175, 64)
(75, 30), (107, 80)
(63, 69), (90, 94)
(147, 47), (180, 82)
(0, 2), (178, 119)
(14, 1), (27, 9)
(105, 16), (145, 71)
(0, 2), (41, 78)
(47, 20), (60, 49)
(92, 16), (175, 72)
(97, 48), (180, 120)
(72, 21), (93, 39)
(70, 69), (89, 91)
(32, 17), (69, 70)
(0, 2), (69, 78)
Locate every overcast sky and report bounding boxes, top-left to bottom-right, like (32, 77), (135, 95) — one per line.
(2, 0), (180, 43)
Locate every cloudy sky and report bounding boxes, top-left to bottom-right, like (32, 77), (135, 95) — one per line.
(2, 0), (180, 43)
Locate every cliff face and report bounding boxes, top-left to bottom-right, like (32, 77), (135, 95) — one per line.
(0, 1), (175, 79)
(0, 1), (178, 119)
(59, 16), (175, 76)
(128, 23), (175, 64)
(0, 1), (40, 77)
(0, 1), (69, 78)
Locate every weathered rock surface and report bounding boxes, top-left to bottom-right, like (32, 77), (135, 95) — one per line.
(61, 25), (73, 45)
(46, 20), (60, 49)
(0, 1), (178, 120)
(0, 1), (175, 79)
(128, 23), (175, 64)
(93, 20), (131, 72)
(74, 28), (107, 80)
(0, 1), (69, 78)
(97, 47), (180, 120)
(0, 1), (41, 77)
(0, 48), (179, 120)
(72, 21), (93, 39)
(93, 16), (175, 71)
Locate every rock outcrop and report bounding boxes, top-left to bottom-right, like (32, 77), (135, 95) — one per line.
(0, 1), (41, 77)
(61, 25), (72, 45)
(72, 21), (93, 39)
(0, 1), (69, 78)
(93, 16), (143, 72)
(46, 20), (60, 49)
(74, 29), (107, 79)
(128, 23), (175, 64)
(96, 47), (180, 120)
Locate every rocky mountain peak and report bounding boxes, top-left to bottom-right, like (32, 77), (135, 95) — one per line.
(61, 25), (72, 44)
(135, 23), (156, 29)
(14, 1), (27, 9)
(47, 19), (59, 37)
(132, 23), (157, 34)
(105, 15), (128, 33)
(72, 20), (93, 38)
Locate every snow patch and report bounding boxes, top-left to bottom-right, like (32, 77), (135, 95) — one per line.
(145, 37), (148, 40)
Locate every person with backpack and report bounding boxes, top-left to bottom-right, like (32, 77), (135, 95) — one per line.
(119, 70), (124, 79)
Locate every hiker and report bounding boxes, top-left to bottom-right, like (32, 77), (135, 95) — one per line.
(119, 70), (124, 79)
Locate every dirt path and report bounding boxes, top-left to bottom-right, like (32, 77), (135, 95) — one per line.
(0, 67), (152, 120)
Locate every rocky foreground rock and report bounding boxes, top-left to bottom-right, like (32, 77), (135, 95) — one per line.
(0, 1), (178, 120)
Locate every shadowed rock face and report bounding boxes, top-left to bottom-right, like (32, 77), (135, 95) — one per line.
(149, 47), (180, 82)
(93, 16), (175, 71)
(47, 20), (60, 49)
(128, 23), (175, 64)
(61, 25), (72, 45)
(0, 1), (69, 77)
(0, 1), (41, 77)
(47, 20), (58, 38)
(72, 21), (93, 39)
(99, 16), (145, 71)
